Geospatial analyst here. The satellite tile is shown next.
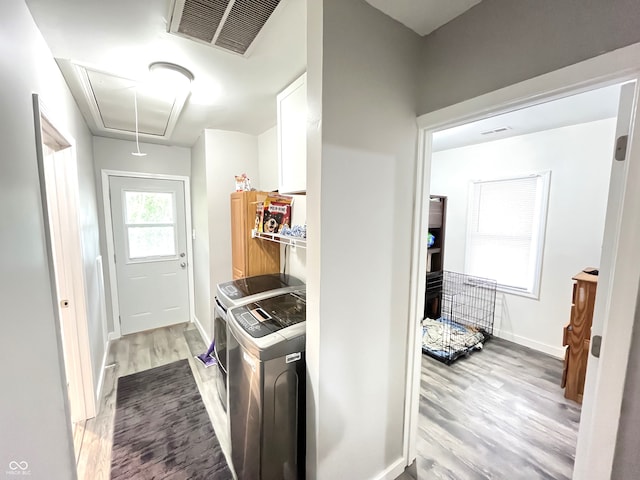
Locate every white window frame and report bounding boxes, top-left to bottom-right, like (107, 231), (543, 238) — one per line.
(121, 189), (179, 263)
(464, 171), (551, 298)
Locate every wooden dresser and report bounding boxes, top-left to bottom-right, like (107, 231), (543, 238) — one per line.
(230, 191), (280, 279)
(562, 269), (598, 403)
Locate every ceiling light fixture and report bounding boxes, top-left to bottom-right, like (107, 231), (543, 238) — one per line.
(148, 62), (194, 93)
(131, 89), (147, 157)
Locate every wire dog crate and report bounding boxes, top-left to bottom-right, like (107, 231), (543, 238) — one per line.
(421, 271), (497, 364)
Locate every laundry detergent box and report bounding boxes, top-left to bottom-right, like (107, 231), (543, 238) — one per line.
(259, 193), (293, 233)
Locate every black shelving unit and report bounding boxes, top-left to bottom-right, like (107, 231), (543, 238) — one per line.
(425, 195), (446, 319)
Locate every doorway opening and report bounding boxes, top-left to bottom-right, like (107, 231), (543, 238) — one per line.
(33, 95), (96, 463)
(404, 52), (640, 480)
(414, 82), (627, 479)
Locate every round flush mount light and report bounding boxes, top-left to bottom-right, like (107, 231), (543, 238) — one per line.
(148, 62), (194, 92)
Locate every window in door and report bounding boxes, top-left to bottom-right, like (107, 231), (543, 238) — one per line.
(124, 190), (177, 260)
(465, 171), (551, 298)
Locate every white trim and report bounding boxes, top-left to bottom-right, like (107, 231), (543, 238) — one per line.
(192, 314), (211, 346)
(94, 336), (111, 410)
(402, 124), (431, 464)
(101, 169), (195, 338)
(405, 41), (640, 479)
(493, 329), (565, 359)
(371, 457), (405, 480)
(417, 43), (640, 132)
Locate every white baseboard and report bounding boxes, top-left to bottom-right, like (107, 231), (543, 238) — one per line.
(494, 329), (564, 358)
(95, 336), (111, 411)
(192, 315), (210, 345)
(108, 331), (119, 342)
(371, 458), (406, 480)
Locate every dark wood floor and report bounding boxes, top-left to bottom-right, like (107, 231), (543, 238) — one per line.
(408, 337), (581, 480)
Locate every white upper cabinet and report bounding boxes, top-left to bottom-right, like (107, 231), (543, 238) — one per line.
(277, 73), (307, 194)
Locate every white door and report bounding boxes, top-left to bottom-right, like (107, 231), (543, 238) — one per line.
(109, 176), (190, 335)
(36, 103), (96, 429)
(43, 145), (85, 423)
(574, 81), (639, 478)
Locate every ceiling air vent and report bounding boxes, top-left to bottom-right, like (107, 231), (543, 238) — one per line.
(168, 0), (281, 56)
(480, 126), (512, 135)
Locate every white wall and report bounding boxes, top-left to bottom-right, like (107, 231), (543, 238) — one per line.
(431, 118), (617, 357)
(204, 130), (261, 321)
(258, 126), (279, 192)
(281, 194), (307, 281)
(93, 136), (191, 334)
(306, 1), (421, 478)
(190, 134), (212, 337)
(1, 1), (102, 478)
(93, 136), (191, 176)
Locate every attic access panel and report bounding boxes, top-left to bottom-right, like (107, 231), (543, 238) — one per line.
(76, 66), (187, 141)
(86, 70), (174, 136)
(169, 0), (281, 56)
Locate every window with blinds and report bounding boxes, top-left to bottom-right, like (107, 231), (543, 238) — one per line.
(465, 171), (551, 297)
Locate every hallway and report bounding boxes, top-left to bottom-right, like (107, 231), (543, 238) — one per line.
(74, 324), (229, 480)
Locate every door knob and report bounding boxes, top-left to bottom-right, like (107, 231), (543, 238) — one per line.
(180, 252), (186, 257)
(180, 262), (187, 269)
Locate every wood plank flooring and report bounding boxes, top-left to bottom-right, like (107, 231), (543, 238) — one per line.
(76, 325), (578, 480)
(406, 337), (581, 480)
(75, 323), (231, 480)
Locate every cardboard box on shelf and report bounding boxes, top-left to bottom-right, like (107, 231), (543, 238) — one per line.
(259, 193), (293, 234)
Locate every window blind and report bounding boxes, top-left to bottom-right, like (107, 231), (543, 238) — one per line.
(465, 172), (549, 295)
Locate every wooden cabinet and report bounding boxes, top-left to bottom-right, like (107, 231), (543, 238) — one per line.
(277, 73), (307, 194)
(425, 196), (447, 318)
(562, 270), (598, 403)
(230, 191), (280, 279)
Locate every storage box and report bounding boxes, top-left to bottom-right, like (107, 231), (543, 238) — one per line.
(259, 193), (293, 233)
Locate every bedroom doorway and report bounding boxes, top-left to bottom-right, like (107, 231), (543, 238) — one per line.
(404, 49), (640, 480)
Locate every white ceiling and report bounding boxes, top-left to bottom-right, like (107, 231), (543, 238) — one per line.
(27, 0), (605, 151)
(26, 0), (307, 147)
(432, 84), (622, 152)
(365, 0), (482, 36)
(25, 0), (487, 148)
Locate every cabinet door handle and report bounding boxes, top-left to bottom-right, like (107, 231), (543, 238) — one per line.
(591, 335), (602, 358)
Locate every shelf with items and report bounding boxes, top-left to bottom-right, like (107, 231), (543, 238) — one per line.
(252, 229), (307, 249)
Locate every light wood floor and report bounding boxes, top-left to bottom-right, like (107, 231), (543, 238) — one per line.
(75, 326), (578, 480)
(399, 337), (581, 480)
(74, 323), (231, 480)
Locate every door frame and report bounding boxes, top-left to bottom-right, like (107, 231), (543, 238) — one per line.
(101, 170), (195, 339)
(404, 42), (640, 479)
(33, 94), (97, 422)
